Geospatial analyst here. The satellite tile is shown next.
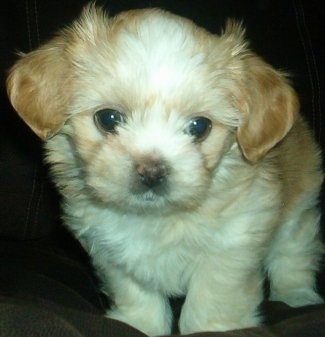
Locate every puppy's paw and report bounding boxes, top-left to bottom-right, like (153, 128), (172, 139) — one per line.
(179, 300), (261, 334)
(270, 288), (324, 307)
(106, 308), (171, 337)
(179, 313), (261, 334)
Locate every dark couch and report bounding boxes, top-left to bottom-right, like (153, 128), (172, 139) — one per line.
(1, 1), (324, 336)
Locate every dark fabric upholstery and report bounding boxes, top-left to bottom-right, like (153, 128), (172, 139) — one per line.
(0, 1), (324, 336)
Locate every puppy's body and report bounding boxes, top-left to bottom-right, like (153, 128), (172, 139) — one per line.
(7, 5), (323, 335)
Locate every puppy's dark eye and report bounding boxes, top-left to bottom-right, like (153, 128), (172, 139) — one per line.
(94, 109), (126, 134)
(184, 117), (212, 142)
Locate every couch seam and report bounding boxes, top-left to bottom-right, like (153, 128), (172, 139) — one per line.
(293, 0), (322, 142)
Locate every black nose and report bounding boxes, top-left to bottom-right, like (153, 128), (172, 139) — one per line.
(136, 161), (168, 188)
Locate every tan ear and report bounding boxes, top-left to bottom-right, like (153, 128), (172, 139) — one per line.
(6, 4), (110, 140)
(6, 37), (72, 140)
(235, 55), (299, 163)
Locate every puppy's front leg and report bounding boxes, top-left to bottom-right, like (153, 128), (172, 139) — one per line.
(104, 267), (172, 336)
(179, 256), (263, 333)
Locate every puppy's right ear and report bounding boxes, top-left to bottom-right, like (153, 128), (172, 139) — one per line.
(6, 37), (71, 140)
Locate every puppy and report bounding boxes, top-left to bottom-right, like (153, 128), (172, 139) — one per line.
(7, 4), (324, 336)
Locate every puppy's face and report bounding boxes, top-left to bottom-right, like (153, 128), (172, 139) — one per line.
(67, 103), (232, 212)
(57, 13), (237, 212)
(7, 5), (298, 213)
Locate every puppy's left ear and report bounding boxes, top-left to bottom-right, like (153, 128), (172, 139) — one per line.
(224, 22), (299, 163)
(235, 56), (299, 163)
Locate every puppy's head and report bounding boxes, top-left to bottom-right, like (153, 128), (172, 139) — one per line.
(7, 5), (298, 212)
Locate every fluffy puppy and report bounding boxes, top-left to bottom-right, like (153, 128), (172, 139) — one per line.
(7, 4), (324, 336)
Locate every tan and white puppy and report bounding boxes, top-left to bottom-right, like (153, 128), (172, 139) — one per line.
(7, 4), (324, 336)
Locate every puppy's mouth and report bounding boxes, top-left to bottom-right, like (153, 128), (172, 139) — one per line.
(130, 158), (170, 201)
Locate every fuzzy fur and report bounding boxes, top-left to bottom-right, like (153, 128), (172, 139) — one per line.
(7, 5), (324, 336)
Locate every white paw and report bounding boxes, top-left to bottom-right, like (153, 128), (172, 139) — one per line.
(106, 308), (171, 336)
(271, 288), (324, 307)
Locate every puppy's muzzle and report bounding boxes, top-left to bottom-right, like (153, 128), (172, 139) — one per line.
(136, 160), (168, 188)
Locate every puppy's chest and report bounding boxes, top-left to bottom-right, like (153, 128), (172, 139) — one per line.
(75, 209), (212, 294)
